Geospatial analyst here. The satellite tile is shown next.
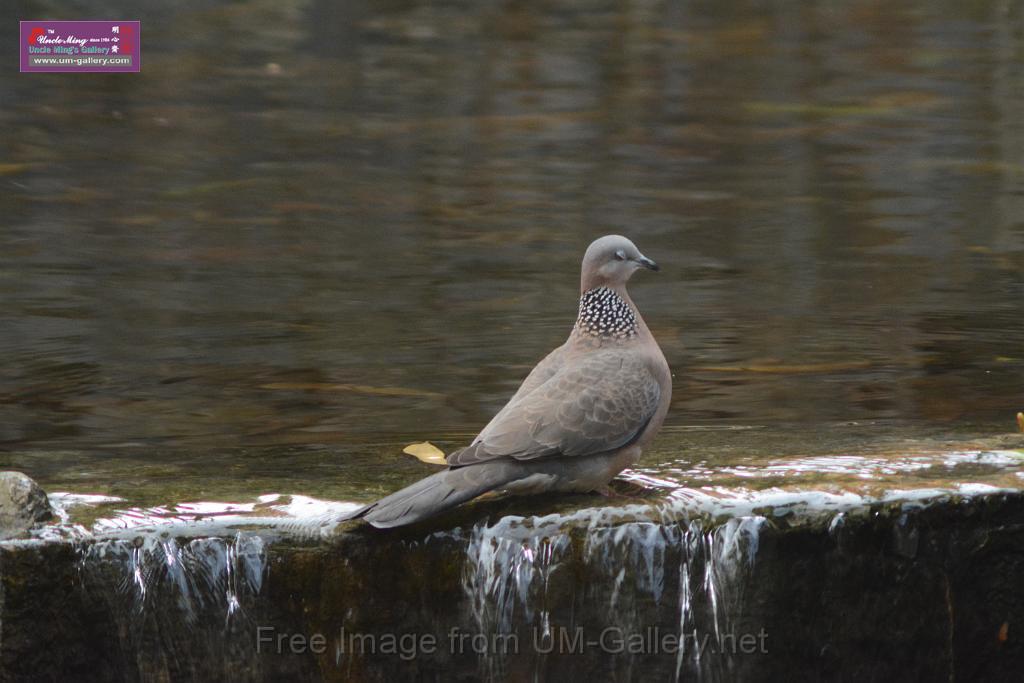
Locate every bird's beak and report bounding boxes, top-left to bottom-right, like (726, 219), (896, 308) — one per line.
(636, 255), (659, 271)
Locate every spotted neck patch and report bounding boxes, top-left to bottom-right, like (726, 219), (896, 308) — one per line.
(575, 287), (639, 339)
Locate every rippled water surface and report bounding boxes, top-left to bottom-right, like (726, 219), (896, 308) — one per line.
(1, 0), (1022, 510)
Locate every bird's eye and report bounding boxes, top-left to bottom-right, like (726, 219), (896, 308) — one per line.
(614, 250), (626, 261)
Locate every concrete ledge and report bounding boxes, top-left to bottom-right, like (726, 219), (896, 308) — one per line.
(3, 485), (1024, 681)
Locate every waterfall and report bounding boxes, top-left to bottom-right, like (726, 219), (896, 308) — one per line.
(75, 533), (268, 680)
(459, 504), (767, 681)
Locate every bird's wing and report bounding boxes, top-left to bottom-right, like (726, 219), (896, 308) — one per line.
(446, 350), (661, 466)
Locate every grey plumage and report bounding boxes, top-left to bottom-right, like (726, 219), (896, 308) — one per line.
(349, 235), (672, 529)
(447, 351), (660, 465)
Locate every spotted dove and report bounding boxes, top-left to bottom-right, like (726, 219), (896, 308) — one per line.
(348, 235), (672, 528)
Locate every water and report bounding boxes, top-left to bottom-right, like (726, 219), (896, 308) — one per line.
(1, 0), (1022, 514)
(71, 532), (269, 680)
(457, 512), (766, 681)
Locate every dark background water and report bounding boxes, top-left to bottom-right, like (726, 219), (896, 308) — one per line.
(1, 0), (1022, 503)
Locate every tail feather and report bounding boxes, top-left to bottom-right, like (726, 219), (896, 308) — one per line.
(348, 464), (515, 529)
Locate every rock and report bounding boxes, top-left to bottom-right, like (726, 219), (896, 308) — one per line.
(0, 471), (54, 540)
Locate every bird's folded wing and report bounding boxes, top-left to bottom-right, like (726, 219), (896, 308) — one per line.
(446, 351), (660, 466)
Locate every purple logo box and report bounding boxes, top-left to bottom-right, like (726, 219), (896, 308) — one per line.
(20, 21), (140, 73)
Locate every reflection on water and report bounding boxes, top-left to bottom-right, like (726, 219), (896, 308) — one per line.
(0, 0), (1022, 506)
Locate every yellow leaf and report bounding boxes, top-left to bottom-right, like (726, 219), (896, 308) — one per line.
(403, 441), (447, 465)
(1018, 413), (1024, 433)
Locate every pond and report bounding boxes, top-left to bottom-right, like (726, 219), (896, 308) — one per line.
(1, 0), (1022, 516)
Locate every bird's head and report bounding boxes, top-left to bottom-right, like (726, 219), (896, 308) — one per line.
(580, 234), (659, 292)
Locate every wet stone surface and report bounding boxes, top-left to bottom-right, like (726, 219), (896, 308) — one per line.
(2, 435), (1024, 681)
